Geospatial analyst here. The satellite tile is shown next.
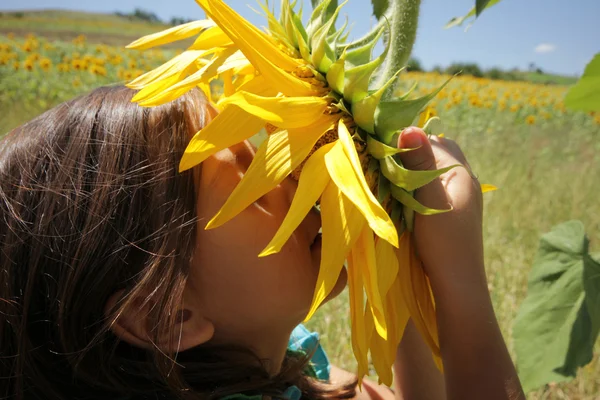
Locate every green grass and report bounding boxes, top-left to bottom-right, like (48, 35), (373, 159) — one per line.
(519, 71), (579, 86)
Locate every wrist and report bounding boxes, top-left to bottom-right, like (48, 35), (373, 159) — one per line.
(427, 261), (492, 308)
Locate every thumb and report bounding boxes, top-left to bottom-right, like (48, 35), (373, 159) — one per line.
(397, 127), (437, 171)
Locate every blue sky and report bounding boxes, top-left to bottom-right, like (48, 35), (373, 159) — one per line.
(1, 0), (599, 76)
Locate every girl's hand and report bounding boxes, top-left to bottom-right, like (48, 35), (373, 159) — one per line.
(397, 127), (486, 294)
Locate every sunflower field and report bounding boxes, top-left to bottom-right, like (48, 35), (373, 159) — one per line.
(1, 21), (600, 399)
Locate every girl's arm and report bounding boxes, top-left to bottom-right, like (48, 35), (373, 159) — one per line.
(391, 127), (525, 400)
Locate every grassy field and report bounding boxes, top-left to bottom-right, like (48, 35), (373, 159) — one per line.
(1, 13), (600, 399)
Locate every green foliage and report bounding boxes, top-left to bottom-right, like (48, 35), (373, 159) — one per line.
(445, 0), (502, 29)
(476, 0), (495, 16)
(406, 57), (423, 72)
(513, 221), (600, 392)
(445, 62), (483, 78)
(565, 53), (600, 112)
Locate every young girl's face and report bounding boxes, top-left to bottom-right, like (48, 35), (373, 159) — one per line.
(186, 139), (346, 349)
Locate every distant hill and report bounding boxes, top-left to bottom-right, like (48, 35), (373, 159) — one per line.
(0, 9), (174, 46)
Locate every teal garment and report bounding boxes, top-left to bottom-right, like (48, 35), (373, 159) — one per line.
(221, 324), (330, 400)
(287, 324), (330, 382)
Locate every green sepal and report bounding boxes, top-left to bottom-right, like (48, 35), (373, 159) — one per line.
(307, 0), (338, 45)
(326, 53), (346, 94)
(343, 30), (390, 103)
(282, 1), (298, 48)
(367, 135), (418, 159)
(295, 24), (312, 63)
(374, 75), (453, 144)
(345, 24), (385, 67)
(398, 81), (418, 100)
(380, 156), (460, 192)
(291, 8), (309, 46)
(422, 116), (443, 136)
(377, 171), (391, 204)
(310, 1), (345, 73)
(352, 68), (402, 133)
(391, 200), (403, 225)
(390, 185), (452, 215)
(403, 199), (415, 232)
(257, 2), (292, 48)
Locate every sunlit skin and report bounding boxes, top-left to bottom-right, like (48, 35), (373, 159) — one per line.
(185, 139), (347, 371)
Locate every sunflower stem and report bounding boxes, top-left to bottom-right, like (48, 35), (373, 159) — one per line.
(371, 0), (421, 98)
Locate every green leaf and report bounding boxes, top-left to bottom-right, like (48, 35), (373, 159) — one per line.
(380, 156), (459, 191)
(445, 0), (502, 29)
(564, 53), (600, 112)
(513, 221), (600, 392)
(475, 0), (493, 16)
(371, 0), (390, 19)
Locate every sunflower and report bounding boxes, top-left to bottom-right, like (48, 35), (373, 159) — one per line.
(126, 0), (491, 385)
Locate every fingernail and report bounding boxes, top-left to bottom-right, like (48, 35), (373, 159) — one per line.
(176, 309), (192, 324)
(400, 127), (425, 148)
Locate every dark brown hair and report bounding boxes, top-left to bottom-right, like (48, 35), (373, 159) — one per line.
(0, 86), (356, 400)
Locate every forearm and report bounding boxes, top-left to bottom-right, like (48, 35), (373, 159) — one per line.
(431, 268), (526, 400)
(393, 319), (446, 400)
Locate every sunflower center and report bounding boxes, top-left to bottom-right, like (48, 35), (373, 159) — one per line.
(290, 113), (372, 182)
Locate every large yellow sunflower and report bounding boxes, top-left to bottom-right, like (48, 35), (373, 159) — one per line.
(127, 0), (495, 385)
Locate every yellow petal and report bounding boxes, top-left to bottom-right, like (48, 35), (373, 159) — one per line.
(232, 73), (256, 93)
(137, 47), (238, 107)
(188, 25), (233, 50)
(369, 304), (394, 386)
(206, 116), (338, 229)
(417, 106), (436, 128)
(385, 273), (410, 351)
(353, 226), (387, 339)
(179, 106), (265, 172)
(219, 91), (329, 129)
(375, 238), (400, 298)
(397, 233), (441, 359)
(325, 138), (398, 247)
(127, 50), (204, 90)
(126, 19), (216, 50)
(259, 143), (335, 257)
(371, 273), (411, 386)
(348, 249), (370, 387)
(481, 183), (498, 193)
(408, 238), (443, 371)
(305, 183), (365, 321)
(234, 75), (278, 98)
(132, 73), (185, 105)
(222, 69), (235, 97)
(197, 81), (213, 103)
(217, 50), (250, 75)
(195, 0), (318, 97)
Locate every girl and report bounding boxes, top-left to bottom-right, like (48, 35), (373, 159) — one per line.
(0, 86), (524, 399)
